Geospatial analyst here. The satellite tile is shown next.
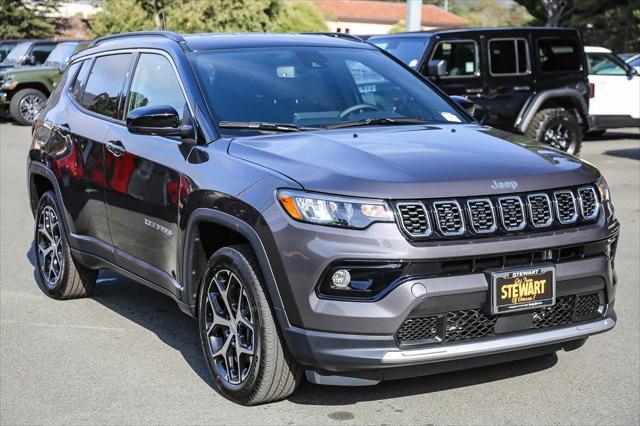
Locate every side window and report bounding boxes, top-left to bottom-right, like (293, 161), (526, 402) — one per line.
(126, 53), (186, 121)
(537, 38), (580, 72)
(489, 39), (529, 75)
(587, 54), (627, 75)
(81, 54), (133, 119)
(31, 44), (55, 65)
(71, 59), (91, 102)
(430, 41), (478, 77)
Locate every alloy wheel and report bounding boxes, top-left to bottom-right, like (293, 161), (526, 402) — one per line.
(37, 205), (64, 288)
(543, 122), (573, 153)
(19, 94), (44, 123)
(204, 269), (255, 385)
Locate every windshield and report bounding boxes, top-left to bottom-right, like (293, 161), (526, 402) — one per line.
(0, 43), (17, 62)
(370, 36), (430, 68)
(44, 42), (77, 67)
(3, 42), (30, 64)
(191, 46), (465, 131)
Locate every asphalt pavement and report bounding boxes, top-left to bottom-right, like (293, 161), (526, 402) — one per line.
(1, 123), (638, 425)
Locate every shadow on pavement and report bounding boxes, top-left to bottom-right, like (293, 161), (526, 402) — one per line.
(26, 242), (216, 393)
(26, 242), (559, 406)
(604, 148), (640, 161)
(584, 130), (640, 141)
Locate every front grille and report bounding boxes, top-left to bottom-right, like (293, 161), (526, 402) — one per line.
(394, 184), (600, 240)
(396, 203), (431, 236)
(578, 187), (599, 220)
(467, 199), (496, 233)
(528, 193), (553, 228)
(396, 293), (603, 347)
(498, 196), (526, 231)
(433, 201), (465, 236)
(554, 190), (578, 224)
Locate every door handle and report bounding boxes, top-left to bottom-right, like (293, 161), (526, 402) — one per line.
(106, 140), (126, 158)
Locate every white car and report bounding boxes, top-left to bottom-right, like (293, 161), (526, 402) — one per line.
(584, 46), (640, 132)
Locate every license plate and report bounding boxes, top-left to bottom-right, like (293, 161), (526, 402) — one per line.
(491, 265), (555, 314)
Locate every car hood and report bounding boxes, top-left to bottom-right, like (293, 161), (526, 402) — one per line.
(228, 124), (600, 199)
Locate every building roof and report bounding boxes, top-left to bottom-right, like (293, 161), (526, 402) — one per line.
(312, 0), (468, 27)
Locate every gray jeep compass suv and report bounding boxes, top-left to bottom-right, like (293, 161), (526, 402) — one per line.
(27, 32), (619, 405)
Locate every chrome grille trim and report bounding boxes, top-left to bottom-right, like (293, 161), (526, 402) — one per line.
(497, 196), (526, 231)
(527, 193), (553, 228)
(466, 198), (497, 234)
(577, 186), (600, 220)
(433, 200), (465, 236)
(395, 202), (432, 237)
(554, 190), (578, 224)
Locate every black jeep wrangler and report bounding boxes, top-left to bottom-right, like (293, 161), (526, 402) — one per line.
(369, 28), (590, 155)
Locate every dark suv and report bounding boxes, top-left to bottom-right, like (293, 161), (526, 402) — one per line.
(369, 28), (590, 155)
(28, 32), (618, 405)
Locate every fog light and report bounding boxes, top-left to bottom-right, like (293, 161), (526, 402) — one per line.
(331, 269), (351, 289)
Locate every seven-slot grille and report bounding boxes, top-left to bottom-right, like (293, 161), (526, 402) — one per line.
(394, 185), (600, 239)
(554, 190), (578, 224)
(433, 201), (465, 236)
(396, 202), (431, 236)
(498, 196), (526, 231)
(578, 187), (599, 220)
(466, 199), (496, 233)
(527, 193), (553, 228)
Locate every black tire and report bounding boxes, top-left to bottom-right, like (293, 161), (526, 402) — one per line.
(0, 105), (11, 121)
(525, 108), (582, 156)
(34, 191), (97, 299)
(9, 88), (47, 126)
(198, 244), (301, 405)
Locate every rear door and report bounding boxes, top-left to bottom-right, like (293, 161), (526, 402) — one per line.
(482, 36), (533, 129)
(587, 52), (640, 119)
(104, 51), (190, 296)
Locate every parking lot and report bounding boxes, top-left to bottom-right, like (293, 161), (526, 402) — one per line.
(0, 122), (638, 424)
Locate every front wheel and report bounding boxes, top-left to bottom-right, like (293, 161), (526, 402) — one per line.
(10, 88), (47, 125)
(198, 245), (301, 405)
(525, 108), (582, 156)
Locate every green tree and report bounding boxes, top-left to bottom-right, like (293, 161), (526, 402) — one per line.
(388, 20), (406, 34)
(0, 0), (59, 39)
(452, 0), (533, 27)
(270, 1), (327, 33)
(90, 0), (155, 37)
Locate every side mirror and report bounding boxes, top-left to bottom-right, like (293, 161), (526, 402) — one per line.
(427, 59), (447, 77)
(26, 55), (37, 65)
(450, 95), (476, 117)
(127, 105), (182, 136)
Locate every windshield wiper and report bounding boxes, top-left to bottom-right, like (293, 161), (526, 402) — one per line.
(218, 121), (317, 132)
(324, 117), (427, 130)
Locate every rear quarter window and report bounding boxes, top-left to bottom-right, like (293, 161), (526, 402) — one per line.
(537, 38), (580, 72)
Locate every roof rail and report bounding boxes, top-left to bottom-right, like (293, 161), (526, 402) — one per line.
(88, 31), (186, 47)
(300, 32), (365, 42)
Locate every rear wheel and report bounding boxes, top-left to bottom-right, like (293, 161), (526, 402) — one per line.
(34, 191), (97, 299)
(525, 108), (582, 156)
(10, 88), (47, 125)
(198, 245), (301, 405)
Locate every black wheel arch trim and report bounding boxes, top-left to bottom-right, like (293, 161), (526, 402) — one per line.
(182, 208), (292, 325)
(515, 88), (589, 134)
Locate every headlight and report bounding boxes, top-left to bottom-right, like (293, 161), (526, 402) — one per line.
(596, 176), (611, 202)
(277, 189), (393, 229)
(0, 79), (17, 90)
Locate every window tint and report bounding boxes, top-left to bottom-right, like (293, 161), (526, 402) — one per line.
(71, 60), (90, 102)
(537, 38), (580, 72)
(587, 53), (627, 75)
(489, 39), (529, 75)
(0, 42), (17, 62)
(81, 54), (132, 119)
(127, 54), (186, 120)
(431, 41), (477, 77)
(31, 44), (55, 65)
